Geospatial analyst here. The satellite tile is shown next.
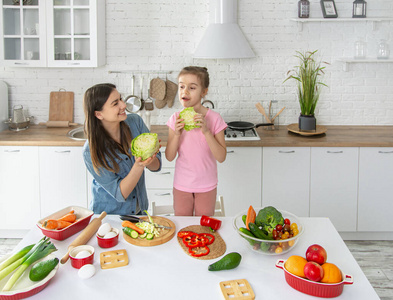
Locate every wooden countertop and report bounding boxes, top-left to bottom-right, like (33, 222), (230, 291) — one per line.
(1, 124), (393, 147)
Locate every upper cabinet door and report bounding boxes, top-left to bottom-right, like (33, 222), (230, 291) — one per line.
(0, 0), (47, 67)
(46, 0), (105, 68)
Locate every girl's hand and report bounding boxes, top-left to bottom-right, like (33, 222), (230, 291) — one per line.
(174, 117), (185, 136)
(194, 113), (209, 134)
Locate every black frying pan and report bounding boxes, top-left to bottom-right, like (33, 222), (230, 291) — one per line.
(227, 121), (273, 131)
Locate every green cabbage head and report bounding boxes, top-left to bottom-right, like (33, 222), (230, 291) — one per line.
(179, 107), (200, 131)
(131, 133), (159, 161)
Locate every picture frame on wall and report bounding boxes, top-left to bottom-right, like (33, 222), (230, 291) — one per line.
(320, 0), (338, 18)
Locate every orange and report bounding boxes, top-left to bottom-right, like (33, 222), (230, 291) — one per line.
(284, 255), (307, 278)
(321, 263), (342, 283)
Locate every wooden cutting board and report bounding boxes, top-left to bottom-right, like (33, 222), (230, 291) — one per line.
(122, 216), (176, 247)
(49, 90), (74, 122)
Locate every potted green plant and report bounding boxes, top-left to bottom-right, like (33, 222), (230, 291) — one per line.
(284, 50), (328, 131)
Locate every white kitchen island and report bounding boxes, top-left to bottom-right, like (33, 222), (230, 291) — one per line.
(1, 216), (379, 300)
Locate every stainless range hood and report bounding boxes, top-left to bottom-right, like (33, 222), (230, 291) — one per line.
(193, 0), (255, 59)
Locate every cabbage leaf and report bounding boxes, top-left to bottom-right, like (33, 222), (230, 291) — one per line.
(131, 133), (159, 161)
(179, 107), (200, 131)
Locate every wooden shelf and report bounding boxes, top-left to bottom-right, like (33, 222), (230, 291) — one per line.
(290, 17), (393, 31)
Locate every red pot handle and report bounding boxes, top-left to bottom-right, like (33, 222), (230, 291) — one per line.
(343, 274), (354, 285)
(275, 259), (285, 269)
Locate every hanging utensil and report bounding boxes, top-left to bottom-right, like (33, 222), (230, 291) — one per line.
(125, 75), (142, 113)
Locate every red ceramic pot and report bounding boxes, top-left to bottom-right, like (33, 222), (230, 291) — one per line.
(69, 245), (94, 269)
(200, 215), (222, 231)
(96, 228), (119, 248)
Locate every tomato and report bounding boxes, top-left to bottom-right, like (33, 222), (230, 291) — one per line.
(275, 224), (283, 231)
(288, 240), (295, 247)
(293, 228), (299, 236)
(275, 246), (283, 254)
(272, 229), (278, 240)
(284, 218), (290, 225)
(290, 223), (298, 230)
(284, 224), (291, 232)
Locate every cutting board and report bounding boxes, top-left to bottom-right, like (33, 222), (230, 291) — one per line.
(49, 90), (74, 122)
(122, 216), (176, 247)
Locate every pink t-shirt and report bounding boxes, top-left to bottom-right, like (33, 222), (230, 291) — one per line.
(166, 109), (227, 193)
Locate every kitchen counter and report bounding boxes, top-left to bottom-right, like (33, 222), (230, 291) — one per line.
(2, 215), (379, 299)
(1, 124), (393, 147)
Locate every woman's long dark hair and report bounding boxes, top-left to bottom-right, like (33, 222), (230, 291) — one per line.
(83, 83), (132, 174)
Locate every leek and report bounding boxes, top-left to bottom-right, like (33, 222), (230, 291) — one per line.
(2, 237), (57, 291)
(0, 244), (34, 272)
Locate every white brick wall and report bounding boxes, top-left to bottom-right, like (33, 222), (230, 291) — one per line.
(1, 0), (393, 126)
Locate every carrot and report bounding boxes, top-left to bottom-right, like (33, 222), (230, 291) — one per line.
(43, 219), (72, 230)
(121, 220), (145, 235)
(246, 205), (256, 231)
(57, 212), (76, 223)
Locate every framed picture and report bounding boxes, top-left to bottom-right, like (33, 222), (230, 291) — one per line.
(320, 0), (338, 18)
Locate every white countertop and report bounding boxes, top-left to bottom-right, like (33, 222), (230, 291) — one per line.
(6, 216), (379, 299)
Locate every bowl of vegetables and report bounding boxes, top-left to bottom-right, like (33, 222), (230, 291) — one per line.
(233, 206), (304, 255)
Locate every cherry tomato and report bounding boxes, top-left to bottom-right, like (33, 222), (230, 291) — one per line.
(272, 229), (278, 240)
(293, 228), (299, 236)
(284, 224), (291, 232)
(288, 240), (295, 247)
(275, 246), (283, 254)
(284, 218), (290, 225)
(275, 224), (283, 231)
(290, 223), (298, 230)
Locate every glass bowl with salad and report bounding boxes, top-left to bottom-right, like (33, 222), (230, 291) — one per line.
(233, 206), (304, 255)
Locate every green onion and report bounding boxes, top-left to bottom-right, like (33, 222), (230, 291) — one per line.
(1, 237), (57, 291)
(0, 244), (34, 272)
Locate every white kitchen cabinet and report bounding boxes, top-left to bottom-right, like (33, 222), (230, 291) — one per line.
(310, 148), (359, 231)
(0, 146), (40, 237)
(262, 147), (310, 217)
(39, 146), (87, 218)
(217, 147), (262, 217)
(0, 0), (46, 67)
(145, 148), (175, 215)
(358, 147), (393, 231)
(0, 0), (105, 67)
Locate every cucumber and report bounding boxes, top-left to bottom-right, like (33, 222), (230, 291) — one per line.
(29, 257), (59, 282)
(139, 233), (147, 239)
(239, 227), (256, 246)
(248, 223), (271, 240)
(208, 252), (242, 271)
(242, 215), (247, 226)
(146, 233), (154, 240)
(123, 227), (139, 239)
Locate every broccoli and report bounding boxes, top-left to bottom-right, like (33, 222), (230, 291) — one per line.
(255, 206), (284, 239)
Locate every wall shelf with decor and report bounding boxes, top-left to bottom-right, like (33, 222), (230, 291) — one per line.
(290, 17), (393, 32)
(336, 58), (393, 71)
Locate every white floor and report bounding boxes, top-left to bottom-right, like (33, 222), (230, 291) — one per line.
(1, 239), (392, 299)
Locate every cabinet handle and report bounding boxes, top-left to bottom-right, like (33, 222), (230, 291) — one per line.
(278, 150), (295, 153)
(4, 150), (20, 153)
(14, 62), (29, 65)
(154, 193), (171, 196)
(227, 150), (235, 154)
(54, 150), (71, 153)
(67, 63), (81, 65)
(327, 151), (343, 154)
(159, 172), (171, 175)
(378, 150), (393, 154)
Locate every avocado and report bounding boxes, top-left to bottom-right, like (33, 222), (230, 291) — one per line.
(208, 252), (242, 271)
(29, 257), (59, 281)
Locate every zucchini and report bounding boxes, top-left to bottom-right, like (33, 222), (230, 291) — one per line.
(239, 227), (257, 246)
(29, 257), (59, 282)
(146, 233), (154, 240)
(248, 223), (272, 240)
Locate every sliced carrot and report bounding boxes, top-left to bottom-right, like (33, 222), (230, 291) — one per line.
(57, 212), (76, 223)
(121, 220), (145, 235)
(246, 205), (256, 231)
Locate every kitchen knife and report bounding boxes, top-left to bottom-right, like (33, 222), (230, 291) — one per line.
(120, 215), (172, 229)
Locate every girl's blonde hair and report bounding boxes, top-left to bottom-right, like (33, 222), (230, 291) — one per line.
(178, 66), (210, 90)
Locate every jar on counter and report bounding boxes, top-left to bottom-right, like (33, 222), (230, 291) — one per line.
(377, 39), (390, 59)
(354, 38), (366, 59)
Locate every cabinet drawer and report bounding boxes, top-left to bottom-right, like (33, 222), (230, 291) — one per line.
(147, 189), (173, 204)
(145, 168), (174, 189)
(159, 147), (175, 168)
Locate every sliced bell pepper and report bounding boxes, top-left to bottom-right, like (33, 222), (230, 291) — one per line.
(188, 246), (210, 257)
(177, 231), (194, 238)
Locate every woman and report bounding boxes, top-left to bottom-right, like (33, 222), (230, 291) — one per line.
(83, 83), (161, 215)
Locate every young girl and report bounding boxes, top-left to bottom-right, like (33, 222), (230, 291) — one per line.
(165, 67), (227, 216)
(83, 83), (161, 215)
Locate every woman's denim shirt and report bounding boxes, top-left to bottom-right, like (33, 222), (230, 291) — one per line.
(83, 114), (162, 215)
